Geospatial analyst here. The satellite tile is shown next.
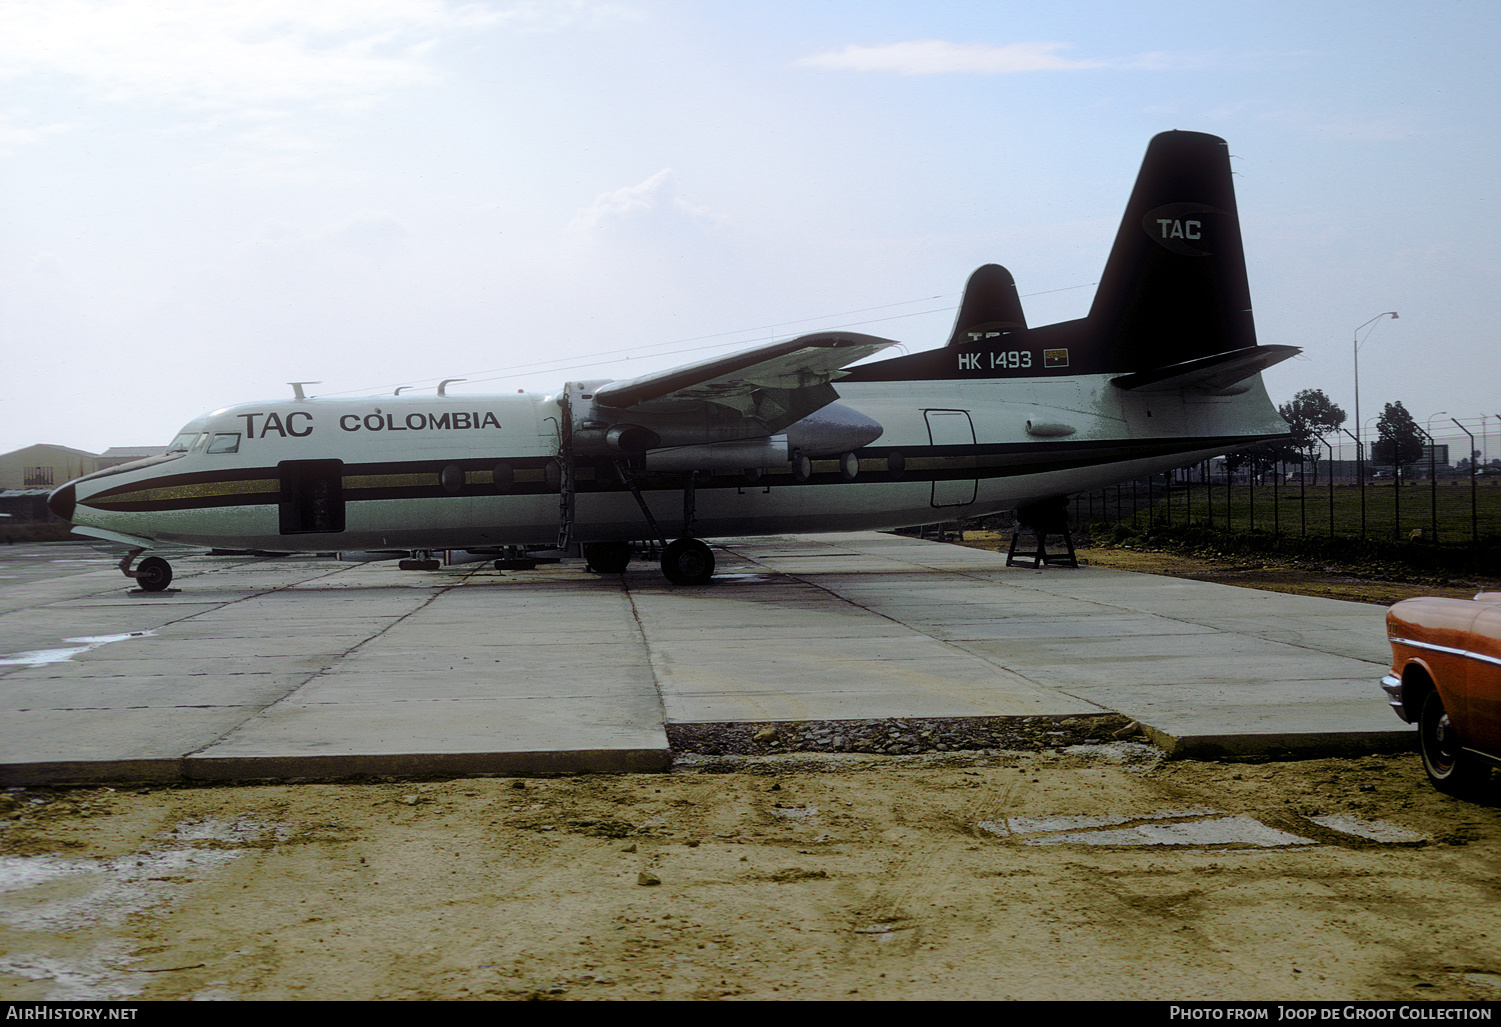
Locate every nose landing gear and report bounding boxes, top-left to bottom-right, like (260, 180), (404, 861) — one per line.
(119, 548), (174, 592)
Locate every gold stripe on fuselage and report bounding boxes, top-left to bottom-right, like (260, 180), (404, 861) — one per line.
(342, 473), (439, 490)
(96, 478), (279, 506)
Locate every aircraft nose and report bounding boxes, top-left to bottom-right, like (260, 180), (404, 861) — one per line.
(48, 483), (75, 522)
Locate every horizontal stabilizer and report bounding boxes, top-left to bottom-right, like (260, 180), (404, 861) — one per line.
(1109, 344), (1299, 394)
(592, 331), (898, 411)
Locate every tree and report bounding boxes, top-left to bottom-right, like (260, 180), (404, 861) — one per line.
(1372, 401), (1424, 481)
(1225, 443), (1290, 483)
(1277, 389), (1347, 477)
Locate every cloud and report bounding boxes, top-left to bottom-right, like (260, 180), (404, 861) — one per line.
(796, 40), (1104, 76)
(569, 168), (724, 236)
(0, 1), (630, 114)
(795, 40), (1230, 76)
(0, 109), (70, 155)
(252, 209), (412, 252)
(317, 209), (412, 250)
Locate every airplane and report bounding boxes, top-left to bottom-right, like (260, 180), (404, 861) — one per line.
(48, 130), (1297, 591)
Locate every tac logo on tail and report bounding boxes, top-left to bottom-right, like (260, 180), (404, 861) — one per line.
(1140, 202), (1226, 256)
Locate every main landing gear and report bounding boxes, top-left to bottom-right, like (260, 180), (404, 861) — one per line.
(558, 386), (716, 587)
(603, 461), (716, 586)
(119, 548), (174, 592)
(661, 537), (714, 586)
(583, 540), (632, 574)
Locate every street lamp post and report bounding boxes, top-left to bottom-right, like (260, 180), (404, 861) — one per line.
(1353, 312), (1398, 537)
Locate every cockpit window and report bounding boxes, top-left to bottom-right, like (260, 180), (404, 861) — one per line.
(206, 433), (241, 454)
(166, 432), (198, 453)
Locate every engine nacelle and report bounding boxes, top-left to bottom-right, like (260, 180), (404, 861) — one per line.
(606, 424), (661, 453)
(645, 436), (790, 472)
(784, 402), (884, 457)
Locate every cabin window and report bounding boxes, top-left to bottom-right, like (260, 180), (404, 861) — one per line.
(206, 433), (241, 454)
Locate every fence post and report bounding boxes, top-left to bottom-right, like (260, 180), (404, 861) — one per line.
(1274, 457), (1280, 537)
(1453, 419), (1478, 544)
(1205, 460), (1213, 529)
(1225, 459), (1232, 533)
(1300, 460), (1306, 536)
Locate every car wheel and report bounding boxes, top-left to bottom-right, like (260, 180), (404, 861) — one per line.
(1419, 689), (1485, 795)
(136, 556), (173, 592)
(661, 538), (714, 586)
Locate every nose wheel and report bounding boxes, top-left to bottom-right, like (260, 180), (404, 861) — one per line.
(661, 538), (714, 586)
(136, 557), (173, 591)
(119, 548), (174, 592)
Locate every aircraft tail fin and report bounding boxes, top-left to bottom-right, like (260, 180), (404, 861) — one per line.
(1088, 130), (1256, 371)
(946, 263), (1027, 347)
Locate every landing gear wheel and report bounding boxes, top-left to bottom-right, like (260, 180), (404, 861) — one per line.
(584, 541), (632, 573)
(136, 556), (173, 592)
(1419, 689), (1484, 795)
(661, 538), (714, 586)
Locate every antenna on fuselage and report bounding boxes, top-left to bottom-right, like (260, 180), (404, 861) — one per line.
(395, 386), (411, 395)
(288, 382), (320, 400)
(437, 379), (467, 396)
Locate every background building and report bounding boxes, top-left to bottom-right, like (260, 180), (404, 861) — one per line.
(0, 444), (100, 490)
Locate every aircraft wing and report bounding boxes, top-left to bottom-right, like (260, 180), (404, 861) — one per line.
(591, 331), (899, 412)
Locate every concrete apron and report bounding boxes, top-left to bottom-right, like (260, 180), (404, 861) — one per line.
(0, 533), (1411, 785)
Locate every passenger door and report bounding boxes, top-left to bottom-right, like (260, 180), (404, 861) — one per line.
(278, 460), (345, 534)
(925, 409), (976, 508)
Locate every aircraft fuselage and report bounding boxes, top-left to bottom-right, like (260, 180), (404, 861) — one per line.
(52, 368), (1286, 554)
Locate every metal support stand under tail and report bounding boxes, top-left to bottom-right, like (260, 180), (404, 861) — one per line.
(1005, 526), (1078, 569)
(1005, 499), (1079, 569)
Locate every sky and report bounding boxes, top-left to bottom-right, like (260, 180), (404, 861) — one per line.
(3, 0), (1499, 464)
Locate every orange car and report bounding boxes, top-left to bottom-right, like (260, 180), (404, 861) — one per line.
(1383, 593), (1501, 793)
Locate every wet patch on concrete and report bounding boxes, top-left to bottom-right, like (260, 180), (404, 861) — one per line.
(0, 632), (154, 668)
(0, 817), (269, 1000)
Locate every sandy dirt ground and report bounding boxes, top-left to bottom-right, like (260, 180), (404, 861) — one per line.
(4, 542), (1501, 1002)
(4, 748), (1501, 1002)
